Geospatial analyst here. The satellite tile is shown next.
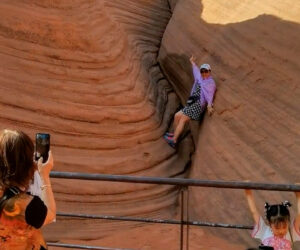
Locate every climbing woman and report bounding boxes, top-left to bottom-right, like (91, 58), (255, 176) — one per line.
(164, 55), (216, 148)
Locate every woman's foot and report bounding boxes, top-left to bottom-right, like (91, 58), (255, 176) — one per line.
(163, 134), (176, 148)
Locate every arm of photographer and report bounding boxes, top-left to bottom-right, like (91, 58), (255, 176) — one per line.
(38, 151), (56, 225)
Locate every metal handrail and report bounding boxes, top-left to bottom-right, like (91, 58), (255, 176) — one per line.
(50, 171), (300, 191)
(56, 212), (253, 230)
(49, 171), (300, 249)
(47, 242), (134, 250)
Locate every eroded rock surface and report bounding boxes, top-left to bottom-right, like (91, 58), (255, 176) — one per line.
(159, 0), (300, 247)
(0, 0), (194, 246)
(0, 0), (299, 249)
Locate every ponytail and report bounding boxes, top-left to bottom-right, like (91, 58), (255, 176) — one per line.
(282, 201), (292, 208)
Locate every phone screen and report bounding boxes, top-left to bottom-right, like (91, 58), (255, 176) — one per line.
(35, 133), (50, 163)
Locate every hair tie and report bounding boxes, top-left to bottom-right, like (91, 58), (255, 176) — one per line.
(264, 202), (270, 210)
(264, 202), (270, 220)
(282, 201), (291, 207)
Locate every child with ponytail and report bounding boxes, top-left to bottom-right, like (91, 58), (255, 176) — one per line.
(245, 190), (300, 250)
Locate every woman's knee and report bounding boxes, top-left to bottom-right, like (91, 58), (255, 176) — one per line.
(175, 111), (183, 120)
(181, 114), (191, 123)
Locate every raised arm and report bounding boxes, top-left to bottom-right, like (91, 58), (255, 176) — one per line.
(191, 63), (201, 83)
(189, 55), (201, 95)
(38, 151), (56, 225)
(295, 191), (300, 232)
(245, 189), (260, 225)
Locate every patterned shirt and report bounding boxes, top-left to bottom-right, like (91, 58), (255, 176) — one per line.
(190, 64), (216, 107)
(0, 192), (47, 250)
(252, 216), (300, 250)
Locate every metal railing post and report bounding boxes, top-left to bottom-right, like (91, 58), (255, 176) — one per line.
(180, 186), (189, 250)
(186, 186), (189, 250)
(180, 187), (184, 250)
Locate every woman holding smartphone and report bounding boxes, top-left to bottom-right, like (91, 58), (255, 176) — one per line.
(0, 129), (56, 250)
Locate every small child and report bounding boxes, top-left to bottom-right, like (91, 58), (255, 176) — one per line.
(245, 190), (300, 250)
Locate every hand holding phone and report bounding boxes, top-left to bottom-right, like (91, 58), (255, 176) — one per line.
(35, 133), (50, 163)
(37, 150), (53, 178)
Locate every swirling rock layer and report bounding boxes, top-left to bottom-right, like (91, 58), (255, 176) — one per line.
(1, 0), (299, 249)
(159, 0), (300, 247)
(0, 0), (194, 247)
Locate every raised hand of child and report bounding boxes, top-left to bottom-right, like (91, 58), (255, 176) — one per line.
(294, 186), (300, 234)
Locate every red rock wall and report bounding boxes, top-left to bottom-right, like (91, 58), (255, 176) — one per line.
(1, 0), (299, 248)
(0, 0), (194, 244)
(159, 0), (300, 246)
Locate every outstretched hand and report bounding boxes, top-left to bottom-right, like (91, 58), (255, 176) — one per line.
(207, 105), (214, 116)
(190, 55), (196, 65)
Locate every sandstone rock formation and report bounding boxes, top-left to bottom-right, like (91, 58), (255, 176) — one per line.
(159, 0), (300, 247)
(0, 0), (299, 249)
(0, 0), (192, 246)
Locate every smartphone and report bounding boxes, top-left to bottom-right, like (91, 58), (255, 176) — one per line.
(35, 133), (50, 163)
